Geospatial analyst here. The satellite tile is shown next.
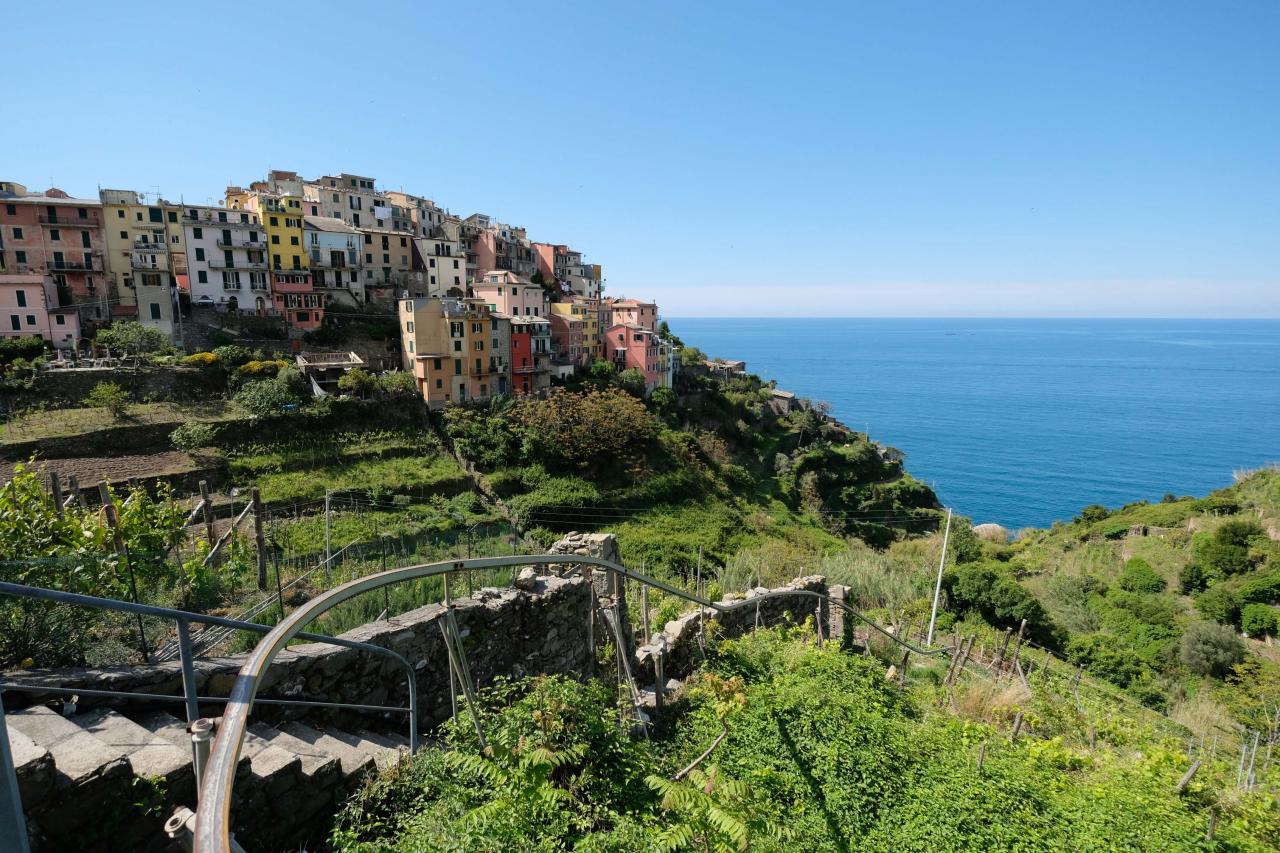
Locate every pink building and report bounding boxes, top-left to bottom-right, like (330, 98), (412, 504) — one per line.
(0, 275), (80, 349)
(0, 182), (110, 333)
(607, 298), (658, 332)
(549, 311), (585, 367)
(604, 322), (661, 390)
(471, 270), (549, 318)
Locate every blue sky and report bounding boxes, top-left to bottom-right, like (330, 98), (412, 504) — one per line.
(4, 1), (1277, 317)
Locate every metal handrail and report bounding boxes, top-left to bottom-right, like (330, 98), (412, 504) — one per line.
(0, 581), (419, 752)
(193, 553), (951, 852)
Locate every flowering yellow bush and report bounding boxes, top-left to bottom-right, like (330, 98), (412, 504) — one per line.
(238, 359), (290, 377)
(182, 351), (218, 367)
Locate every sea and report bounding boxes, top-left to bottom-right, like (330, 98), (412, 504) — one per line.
(669, 318), (1280, 531)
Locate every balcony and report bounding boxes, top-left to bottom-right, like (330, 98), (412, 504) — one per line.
(185, 212), (258, 228)
(216, 239), (266, 250)
(133, 239), (168, 251)
(50, 255), (104, 272)
(39, 212), (102, 227)
(208, 258), (267, 270)
(130, 256), (166, 270)
(249, 282), (269, 292)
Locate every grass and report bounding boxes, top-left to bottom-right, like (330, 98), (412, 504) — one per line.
(247, 455), (469, 504)
(1, 400), (243, 443)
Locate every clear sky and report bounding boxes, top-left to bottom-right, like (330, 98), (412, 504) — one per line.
(5, 1), (1277, 317)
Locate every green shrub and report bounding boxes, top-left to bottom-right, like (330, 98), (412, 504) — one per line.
(1194, 585), (1240, 625)
(1240, 603), (1278, 638)
(1066, 633), (1145, 687)
(1180, 621), (1245, 678)
(211, 344), (255, 367)
(232, 376), (302, 417)
(169, 422), (218, 451)
(1117, 557), (1165, 593)
(83, 381), (130, 418)
(943, 561), (1059, 647)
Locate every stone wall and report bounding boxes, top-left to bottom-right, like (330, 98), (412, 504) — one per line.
(3, 574), (593, 731)
(1, 366), (217, 412)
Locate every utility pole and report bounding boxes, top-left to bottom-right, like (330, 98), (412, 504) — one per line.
(926, 507), (953, 646)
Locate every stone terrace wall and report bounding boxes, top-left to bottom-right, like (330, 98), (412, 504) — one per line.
(3, 574), (593, 730)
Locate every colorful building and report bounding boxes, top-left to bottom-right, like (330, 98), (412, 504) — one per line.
(510, 316), (552, 396)
(607, 298), (658, 333)
(0, 182), (109, 336)
(605, 322), (661, 391)
(472, 270), (549, 318)
(0, 275), (79, 349)
(399, 296), (504, 408)
(228, 187), (321, 332)
(305, 216), (364, 307)
(181, 205), (269, 313)
(549, 303), (588, 367)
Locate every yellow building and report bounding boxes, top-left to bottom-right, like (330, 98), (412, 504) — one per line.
(227, 188), (322, 332)
(98, 189), (183, 341)
(551, 298), (600, 364)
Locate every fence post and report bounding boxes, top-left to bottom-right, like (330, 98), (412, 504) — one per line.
(0, 694), (31, 853)
(49, 471), (63, 520)
(1009, 619), (1028, 672)
(251, 488), (267, 591)
(198, 480), (214, 545)
(66, 475), (82, 508)
(101, 491), (149, 664)
(993, 627), (1012, 673)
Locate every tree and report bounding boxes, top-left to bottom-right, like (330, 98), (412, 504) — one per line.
(83, 381), (130, 419)
(513, 389), (659, 480)
(1241, 603), (1278, 638)
(377, 370), (417, 397)
(1180, 621), (1244, 677)
(1117, 557), (1166, 593)
(586, 359), (615, 390)
(679, 346), (708, 368)
(170, 421), (217, 451)
(617, 367), (647, 398)
(95, 320), (171, 356)
(944, 561), (1059, 647)
(336, 367), (378, 398)
(1078, 504), (1110, 524)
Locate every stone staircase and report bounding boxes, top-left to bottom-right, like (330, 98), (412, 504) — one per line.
(6, 705), (407, 852)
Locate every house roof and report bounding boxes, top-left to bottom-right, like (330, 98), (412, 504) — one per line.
(304, 215), (359, 234)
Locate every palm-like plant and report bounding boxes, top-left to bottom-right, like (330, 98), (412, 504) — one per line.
(646, 765), (788, 852)
(449, 735), (587, 829)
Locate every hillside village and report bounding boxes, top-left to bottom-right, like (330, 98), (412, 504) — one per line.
(0, 171), (682, 406)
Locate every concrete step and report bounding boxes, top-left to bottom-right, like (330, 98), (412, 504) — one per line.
(78, 709), (193, 793)
(354, 728), (411, 769)
(276, 721), (384, 779)
(248, 722), (342, 788)
(6, 706), (131, 796)
(240, 728), (304, 796)
(3, 718), (55, 803)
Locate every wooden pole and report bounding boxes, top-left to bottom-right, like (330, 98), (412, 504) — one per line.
(1010, 710), (1024, 741)
(898, 650), (909, 688)
(976, 742), (986, 772)
(198, 480), (214, 545)
(49, 471), (63, 519)
(1010, 619), (1028, 671)
(251, 488), (267, 591)
(66, 475), (82, 508)
(1174, 760), (1201, 794)
(993, 627), (1013, 673)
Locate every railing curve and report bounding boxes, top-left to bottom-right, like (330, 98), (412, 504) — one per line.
(193, 553), (950, 852)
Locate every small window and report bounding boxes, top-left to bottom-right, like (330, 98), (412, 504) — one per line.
(168, 211), (177, 222)
(55, 315), (65, 326)
(120, 230), (128, 239)
(4, 204), (15, 215)
(15, 291), (25, 308)
(435, 379), (443, 389)
(408, 340), (414, 353)
(11, 227), (21, 240)
(193, 227), (203, 239)
(49, 229), (60, 241)
(25, 315), (35, 326)
(9, 315), (18, 331)
(149, 303), (162, 320)
(116, 209), (124, 218)
(198, 271), (208, 283)
(15, 251), (26, 264)
(433, 358), (442, 370)
(454, 360), (462, 375)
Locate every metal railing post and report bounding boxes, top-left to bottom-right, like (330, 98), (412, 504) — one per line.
(0, 692), (32, 853)
(190, 718), (214, 801)
(176, 620), (200, 726)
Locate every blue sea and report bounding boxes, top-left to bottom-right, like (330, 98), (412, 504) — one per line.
(669, 318), (1280, 530)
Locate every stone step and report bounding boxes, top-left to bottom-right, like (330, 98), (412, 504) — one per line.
(5, 706), (131, 796)
(248, 722), (342, 787)
(3, 717), (55, 803)
(240, 728), (304, 796)
(276, 721), (386, 779)
(353, 728), (411, 769)
(78, 708), (193, 793)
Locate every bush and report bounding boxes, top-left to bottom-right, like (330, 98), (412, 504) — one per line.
(211, 344), (255, 367)
(1240, 603), (1278, 638)
(95, 320), (172, 355)
(170, 422), (218, 452)
(0, 336), (46, 364)
(512, 389), (659, 481)
(337, 367), (378, 398)
(617, 368), (647, 398)
(232, 375), (302, 417)
(943, 561), (1058, 647)
(1117, 558), (1166, 593)
(1066, 633), (1145, 687)
(378, 371), (417, 397)
(83, 381), (130, 418)
(1194, 585), (1240, 625)
(1180, 621), (1244, 677)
